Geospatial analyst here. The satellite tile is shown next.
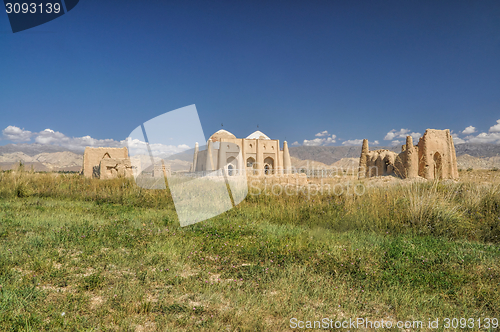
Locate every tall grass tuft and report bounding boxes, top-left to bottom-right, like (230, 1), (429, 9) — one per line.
(0, 168), (499, 243)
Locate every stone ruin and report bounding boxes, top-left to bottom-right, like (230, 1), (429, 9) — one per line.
(359, 129), (459, 180)
(153, 161), (171, 178)
(81, 147), (134, 179)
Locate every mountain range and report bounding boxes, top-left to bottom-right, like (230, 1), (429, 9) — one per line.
(0, 143), (499, 172)
(289, 143), (500, 165)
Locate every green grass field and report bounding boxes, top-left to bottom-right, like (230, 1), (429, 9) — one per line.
(0, 169), (499, 331)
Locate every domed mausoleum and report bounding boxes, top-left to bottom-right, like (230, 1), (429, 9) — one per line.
(192, 129), (292, 175)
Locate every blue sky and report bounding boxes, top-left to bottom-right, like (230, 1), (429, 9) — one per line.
(1, 0), (500, 151)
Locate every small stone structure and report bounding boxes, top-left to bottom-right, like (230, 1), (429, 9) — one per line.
(153, 161), (171, 178)
(82, 147), (133, 179)
(359, 129), (459, 180)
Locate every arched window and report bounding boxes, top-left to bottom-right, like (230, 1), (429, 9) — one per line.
(433, 152), (442, 179)
(246, 157), (255, 168)
(383, 157), (392, 175)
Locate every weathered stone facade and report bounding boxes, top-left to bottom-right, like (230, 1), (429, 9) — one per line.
(82, 147), (133, 179)
(98, 158), (133, 180)
(193, 129), (293, 175)
(359, 129), (459, 180)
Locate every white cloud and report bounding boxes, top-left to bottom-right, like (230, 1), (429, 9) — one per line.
(462, 126), (476, 134)
(409, 132), (421, 141)
(2, 126), (33, 142)
(35, 129), (69, 145)
(291, 141), (300, 146)
(466, 132), (500, 144)
(126, 138), (190, 157)
(450, 120), (500, 145)
(303, 134), (336, 146)
(489, 119), (500, 133)
(451, 132), (466, 144)
(383, 128), (421, 142)
(390, 140), (402, 146)
(2, 125), (191, 157)
(342, 139), (363, 146)
(341, 139), (379, 146)
(303, 138), (325, 146)
(315, 130), (329, 137)
(33, 128), (124, 151)
(384, 128), (409, 140)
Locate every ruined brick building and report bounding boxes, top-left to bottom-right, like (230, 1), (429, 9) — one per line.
(359, 129), (459, 180)
(81, 147), (134, 179)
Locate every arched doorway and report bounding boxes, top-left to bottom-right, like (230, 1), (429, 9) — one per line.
(433, 152), (442, 179)
(383, 157), (393, 175)
(226, 157), (237, 176)
(264, 157), (274, 175)
(227, 164), (234, 176)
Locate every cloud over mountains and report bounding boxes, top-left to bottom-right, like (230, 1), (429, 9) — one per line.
(1, 126), (191, 158)
(2, 126), (33, 142)
(303, 131), (337, 146)
(3, 119), (500, 152)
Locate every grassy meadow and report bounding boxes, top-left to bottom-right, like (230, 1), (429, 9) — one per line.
(0, 167), (499, 331)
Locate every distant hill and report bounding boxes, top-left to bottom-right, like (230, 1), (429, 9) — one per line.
(0, 143), (81, 156)
(454, 144), (500, 158)
(457, 154), (500, 170)
(1, 142), (499, 172)
(289, 146), (397, 165)
(0, 151), (83, 172)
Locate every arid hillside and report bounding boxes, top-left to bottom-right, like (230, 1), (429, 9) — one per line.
(1, 143), (499, 172)
(0, 151), (82, 172)
(290, 143), (500, 168)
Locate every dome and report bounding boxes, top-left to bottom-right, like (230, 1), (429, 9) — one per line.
(246, 130), (270, 140)
(209, 129), (236, 142)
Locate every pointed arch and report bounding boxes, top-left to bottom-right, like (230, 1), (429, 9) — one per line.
(433, 152), (442, 179)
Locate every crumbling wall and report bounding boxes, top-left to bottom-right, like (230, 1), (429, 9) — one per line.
(359, 139), (399, 178)
(82, 147), (130, 179)
(99, 158), (133, 180)
(417, 129), (458, 180)
(394, 136), (419, 178)
(359, 129), (458, 180)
